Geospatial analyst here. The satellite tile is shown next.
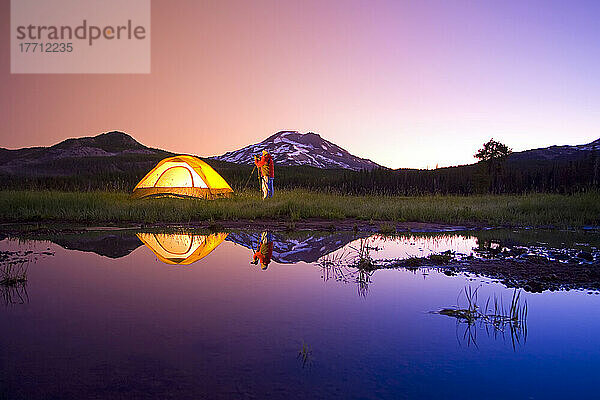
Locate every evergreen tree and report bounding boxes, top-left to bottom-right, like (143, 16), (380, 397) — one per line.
(475, 138), (512, 193)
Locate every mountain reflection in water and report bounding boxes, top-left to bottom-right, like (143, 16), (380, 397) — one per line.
(133, 230), (373, 267)
(37, 228), (600, 267)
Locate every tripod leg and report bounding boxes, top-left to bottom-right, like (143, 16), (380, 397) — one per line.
(242, 165), (257, 192)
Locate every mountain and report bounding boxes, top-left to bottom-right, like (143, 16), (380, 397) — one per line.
(508, 138), (600, 162)
(1, 130), (596, 193)
(3, 131), (597, 177)
(211, 131), (381, 171)
(0, 131), (171, 177)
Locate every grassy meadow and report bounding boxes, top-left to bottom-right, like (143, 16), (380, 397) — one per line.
(0, 190), (598, 227)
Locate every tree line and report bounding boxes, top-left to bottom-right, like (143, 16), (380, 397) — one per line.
(1, 140), (598, 195)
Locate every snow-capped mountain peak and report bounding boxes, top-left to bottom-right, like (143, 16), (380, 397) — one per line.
(211, 131), (380, 170)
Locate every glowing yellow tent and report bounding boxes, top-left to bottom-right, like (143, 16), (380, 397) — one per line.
(132, 155), (233, 199)
(137, 232), (228, 265)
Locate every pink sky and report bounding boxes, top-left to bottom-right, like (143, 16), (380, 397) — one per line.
(1, 0), (599, 168)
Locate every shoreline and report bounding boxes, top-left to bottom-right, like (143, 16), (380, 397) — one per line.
(0, 218), (488, 235)
(1, 222), (598, 293)
(1, 217), (598, 236)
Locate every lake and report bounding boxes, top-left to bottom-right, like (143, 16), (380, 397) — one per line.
(1, 228), (599, 399)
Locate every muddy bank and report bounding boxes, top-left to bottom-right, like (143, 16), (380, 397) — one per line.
(385, 256), (600, 293)
(0, 219), (485, 237)
(176, 219), (483, 233)
(455, 259), (600, 293)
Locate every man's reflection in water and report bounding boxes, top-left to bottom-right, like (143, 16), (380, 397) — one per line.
(251, 231), (273, 270)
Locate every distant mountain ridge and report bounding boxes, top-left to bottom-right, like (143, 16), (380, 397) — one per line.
(508, 138), (600, 162)
(0, 131), (171, 177)
(211, 130), (381, 171)
(0, 131), (598, 180)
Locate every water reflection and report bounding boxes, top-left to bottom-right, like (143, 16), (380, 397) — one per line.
(17, 228), (600, 267)
(250, 231), (274, 270)
(53, 231), (143, 258)
(1, 261), (29, 305)
(137, 232), (228, 265)
(0, 245), (54, 306)
(11, 228), (599, 293)
(297, 340), (314, 369)
(227, 231), (369, 264)
(1, 230), (600, 399)
(317, 238), (379, 297)
(436, 286), (528, 349)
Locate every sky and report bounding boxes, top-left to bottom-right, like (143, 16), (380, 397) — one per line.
(1, 0), (599, 169)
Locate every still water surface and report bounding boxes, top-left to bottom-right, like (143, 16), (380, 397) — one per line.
(1, 229), (599, 399)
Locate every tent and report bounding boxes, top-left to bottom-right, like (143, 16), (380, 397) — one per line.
(132, 155), (233, 199)
(137, 232), (228, 265)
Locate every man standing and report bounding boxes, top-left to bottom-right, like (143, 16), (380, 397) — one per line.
(254, 150), (274, 199)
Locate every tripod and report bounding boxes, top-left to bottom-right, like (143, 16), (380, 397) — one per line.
(242, 163), (261, 192)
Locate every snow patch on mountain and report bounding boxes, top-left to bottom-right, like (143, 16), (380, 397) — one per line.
(211, 131), (380, 171)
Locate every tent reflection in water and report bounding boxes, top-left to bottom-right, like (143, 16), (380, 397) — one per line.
(137, 232), (228, 265)
(132, 155), (233, 199)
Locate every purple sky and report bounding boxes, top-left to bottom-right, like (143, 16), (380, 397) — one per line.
(1, 0), (599, 168)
